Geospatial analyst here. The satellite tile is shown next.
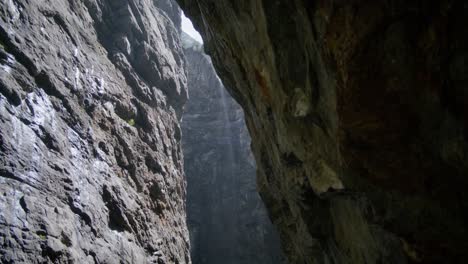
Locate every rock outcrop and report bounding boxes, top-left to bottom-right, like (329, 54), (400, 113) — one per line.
(0, 0), (190, 263)
(181, 33), (284, 264)
(177, 1), (468, 263)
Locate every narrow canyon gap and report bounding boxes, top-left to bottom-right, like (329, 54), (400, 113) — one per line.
(181, 32), (284, 264)
(0, 0), (284, 263)
(1, 0), (468, 263)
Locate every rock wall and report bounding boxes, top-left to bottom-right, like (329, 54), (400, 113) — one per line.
(177, 1), (468, 263)
(181, 33), (284, 264)
(0, 0), (190, 263)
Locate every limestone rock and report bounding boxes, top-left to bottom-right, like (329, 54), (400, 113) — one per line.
(0, 0), (190, 263)
(177, 0), (468, 263)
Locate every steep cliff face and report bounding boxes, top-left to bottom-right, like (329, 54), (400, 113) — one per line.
(177, 1), (468, 263)
(0, 0), (190, 263)
(181, 33), (284, 264)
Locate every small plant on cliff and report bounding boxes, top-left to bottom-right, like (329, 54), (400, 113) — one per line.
(126, 118), (135, 126)
(37, 233), (47, 240)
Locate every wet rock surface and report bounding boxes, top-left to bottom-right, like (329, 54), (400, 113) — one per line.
(181, 33), (284, 264)
(177, 0), (468, 263)
(0, 0), (190, 263)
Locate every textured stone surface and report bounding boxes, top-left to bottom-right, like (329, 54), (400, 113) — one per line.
(177, 0), (468, 263)
(181, 33), (284, 264)
(0, 0), (190, 263)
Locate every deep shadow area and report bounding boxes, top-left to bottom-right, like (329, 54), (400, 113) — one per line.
(177, 1), (468, 263)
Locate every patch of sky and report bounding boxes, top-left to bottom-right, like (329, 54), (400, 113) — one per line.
(181, 12), (203, 43)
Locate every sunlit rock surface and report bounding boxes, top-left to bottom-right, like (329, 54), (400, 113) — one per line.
(0, 0), (190, 263)
(181, 34), (284, 264)
(177, 1), (468, 263)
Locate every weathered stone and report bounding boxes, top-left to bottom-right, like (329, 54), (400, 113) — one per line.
(0, 0), (190, 263)
(177, 0), (468, 263)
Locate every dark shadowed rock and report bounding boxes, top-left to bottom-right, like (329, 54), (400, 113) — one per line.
(0, 0), (190, 263)
(177, 0), (468, 263)
(181, 33), (284, 264)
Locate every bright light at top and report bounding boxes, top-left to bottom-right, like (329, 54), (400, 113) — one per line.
(181, 12), (203, 43)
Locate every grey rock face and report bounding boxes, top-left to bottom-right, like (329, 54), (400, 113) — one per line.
(181, 35), (284, 264)
(0, 0), (190, 263)
(177, 1), (468, 263)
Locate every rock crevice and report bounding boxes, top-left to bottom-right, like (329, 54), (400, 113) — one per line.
(181, 33), (284, 264)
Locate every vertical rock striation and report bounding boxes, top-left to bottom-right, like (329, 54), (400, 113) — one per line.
(177, 0), (468, 263)
(0, 0), (190, 263)
(181, 33), (284, 264)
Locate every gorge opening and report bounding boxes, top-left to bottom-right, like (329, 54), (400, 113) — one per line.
(2, 0), (468, 263)
(180, 14), (284, 264)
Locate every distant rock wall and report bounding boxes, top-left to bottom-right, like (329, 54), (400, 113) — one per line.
(177, 1), (468, 263)
(182, 34), (284, 264)
(0, 0), (190, 263)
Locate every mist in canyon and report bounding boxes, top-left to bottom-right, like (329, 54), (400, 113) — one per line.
(1, 0), (468, 264)
(180, 30), (284, 264)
